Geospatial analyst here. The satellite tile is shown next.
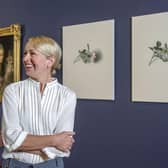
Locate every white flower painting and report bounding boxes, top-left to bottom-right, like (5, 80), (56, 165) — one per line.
(63, 20), (115, 100)
(132, 12), (168, 103)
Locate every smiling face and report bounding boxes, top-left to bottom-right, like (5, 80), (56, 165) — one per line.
(23, 42), (52, 81)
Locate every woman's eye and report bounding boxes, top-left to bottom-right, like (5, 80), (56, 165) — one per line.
(30, 52), (34, 55)
(23, 51), (27, 56)
(30, 51), (36, 56)
(23, 50), (37, 57)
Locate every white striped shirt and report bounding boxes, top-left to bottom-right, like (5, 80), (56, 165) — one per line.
(1, 78), (77, 164)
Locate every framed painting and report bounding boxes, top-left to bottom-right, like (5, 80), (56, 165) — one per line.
(63, 20), (115, 100)
(0, 24), (21, 102)
(132, 12), (168, 103)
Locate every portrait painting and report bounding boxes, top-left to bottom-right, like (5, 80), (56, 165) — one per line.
(132, 12), (168, 103)
(0, 24), (21, 102)
(63, 20), (115, 100)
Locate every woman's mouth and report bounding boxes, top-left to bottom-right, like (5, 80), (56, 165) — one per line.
(25, 64), (34, 71)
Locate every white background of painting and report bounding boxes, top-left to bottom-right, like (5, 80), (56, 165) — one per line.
(63, 20), (114, 100)
(132, 12), (168, 102)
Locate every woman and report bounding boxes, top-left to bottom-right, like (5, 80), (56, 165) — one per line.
(1, 36), (77, 168)
(0, 45), (14, 99)
(3, 50), (14, 85)
(0, 50), (14, 97)
(0, 43), (5, 74)
(0, 43), (6, 94)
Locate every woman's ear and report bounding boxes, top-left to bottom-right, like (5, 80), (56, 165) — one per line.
(47, 56), (55, 68)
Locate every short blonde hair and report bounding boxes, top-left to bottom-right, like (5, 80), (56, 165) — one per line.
(26, 35), (62, 75)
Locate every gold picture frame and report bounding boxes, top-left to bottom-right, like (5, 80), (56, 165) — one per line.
(0, 24), (21, 102)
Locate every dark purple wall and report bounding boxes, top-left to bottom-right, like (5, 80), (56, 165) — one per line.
(1, 0), (168, 167)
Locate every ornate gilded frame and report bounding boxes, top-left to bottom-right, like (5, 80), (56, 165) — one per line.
(0, 24), (21, 102)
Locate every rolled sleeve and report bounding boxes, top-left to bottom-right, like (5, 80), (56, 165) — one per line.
(3, 130), (28, 152)
(42, 147), (70, 159)
(1, 85), (28, 152)
(43, 90), (77, 158)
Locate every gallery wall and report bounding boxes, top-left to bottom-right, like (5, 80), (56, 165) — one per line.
(0, 0), (168, 167)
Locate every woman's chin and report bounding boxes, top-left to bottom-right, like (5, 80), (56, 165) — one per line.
(25, 71), (34, 78)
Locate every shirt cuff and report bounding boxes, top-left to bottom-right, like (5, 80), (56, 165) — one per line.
(42, 147), (70, 159)
(3, 131), (28, 152)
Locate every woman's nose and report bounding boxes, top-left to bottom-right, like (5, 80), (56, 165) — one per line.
(23, 53), (30, 62)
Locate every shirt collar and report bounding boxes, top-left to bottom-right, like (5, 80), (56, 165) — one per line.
(28, 77), (58, 87)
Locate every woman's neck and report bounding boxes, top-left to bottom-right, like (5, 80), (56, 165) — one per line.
(40, 83), (46, 94)
(32, 75), (53, 83)
(30, 75), (53, 94)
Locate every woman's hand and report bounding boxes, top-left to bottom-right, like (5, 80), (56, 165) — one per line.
(52, 131), (75, 152)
